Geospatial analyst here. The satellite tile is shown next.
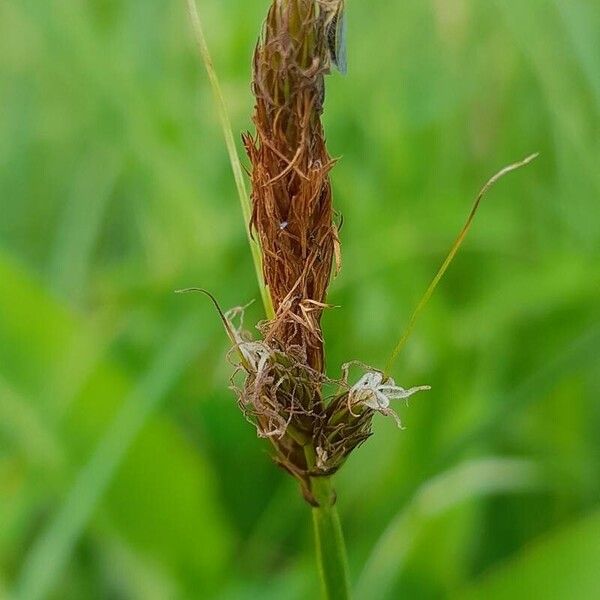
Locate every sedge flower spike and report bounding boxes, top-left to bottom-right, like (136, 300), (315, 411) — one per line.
(188, 0), (536, 506)
(227, 0), (428, 502)
(186, 1), (536, 597)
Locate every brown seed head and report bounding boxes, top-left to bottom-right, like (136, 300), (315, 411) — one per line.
(244, 0), (339, 374)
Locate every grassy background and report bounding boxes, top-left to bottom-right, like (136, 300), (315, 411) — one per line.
(1, 0), (599, 598)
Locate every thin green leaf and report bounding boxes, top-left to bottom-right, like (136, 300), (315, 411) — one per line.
(357, 458), (545, 600)
(13, 315), (202, 600)
(186, 0), (274, 320)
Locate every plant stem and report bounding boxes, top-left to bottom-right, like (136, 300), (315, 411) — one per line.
(311, 477), (351, 599)
(306, 447), (351, 599)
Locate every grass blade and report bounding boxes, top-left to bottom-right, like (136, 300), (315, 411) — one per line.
(185, 0), (274, 319)
(13, 315), (202, 600)
(384, 153), (538, 376)
(357, 457), (545, 600)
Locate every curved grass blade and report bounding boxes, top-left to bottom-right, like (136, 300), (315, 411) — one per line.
(384, 153), (539, 377)
(175, 287), (252, 371)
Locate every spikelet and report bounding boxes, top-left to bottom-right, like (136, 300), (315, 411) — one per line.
(243, 0), (339, 374)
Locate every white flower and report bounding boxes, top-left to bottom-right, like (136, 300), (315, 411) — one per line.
(238, 341), (272, 373)
(348, 370), (430, 426)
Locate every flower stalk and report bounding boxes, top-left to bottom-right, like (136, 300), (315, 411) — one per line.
(310, 477), (352, 599)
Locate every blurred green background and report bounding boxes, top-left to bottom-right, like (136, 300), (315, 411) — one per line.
(1, 0), (599, 598)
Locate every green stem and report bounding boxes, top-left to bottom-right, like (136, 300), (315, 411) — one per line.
(306, 449), (351, 599)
